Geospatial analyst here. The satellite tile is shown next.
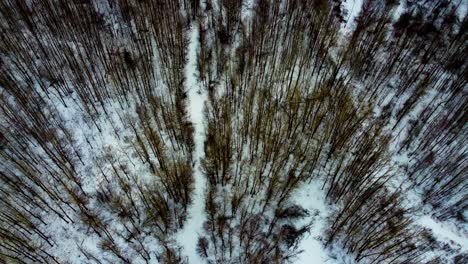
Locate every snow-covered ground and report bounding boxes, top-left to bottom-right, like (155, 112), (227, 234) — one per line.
(176, 23), (208, 264)
(342, 0), (363, 33)
(3, 1), (467, 263)
(294, 181), (334, 264)
(418, 216), (468, 250)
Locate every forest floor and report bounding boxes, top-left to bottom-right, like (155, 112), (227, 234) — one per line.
(175, 21), (342, 264)
(175, 13), (468, 264)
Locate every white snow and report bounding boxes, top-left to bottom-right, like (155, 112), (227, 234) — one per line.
(342, 0), (364, 33)
(456, 0), (468, 21)
(418, 215), (468, 250)
(294, 180), (335, 264)
(393, 0), (406, 22)
(176, 23), (208, 263)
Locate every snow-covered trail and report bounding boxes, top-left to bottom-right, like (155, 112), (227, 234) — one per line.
(176, 24), (207, 263)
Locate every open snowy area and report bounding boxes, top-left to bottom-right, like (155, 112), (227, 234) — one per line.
(0, 0), (467, 263)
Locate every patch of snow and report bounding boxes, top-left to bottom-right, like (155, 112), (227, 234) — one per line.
(456, 0), (468, 21)
(175, 23), (208, 263)
(342, 0), (364, 33)
(418, 215), (468, 250)
(393, 0), (406, 22)
(294, 180), (336, 264)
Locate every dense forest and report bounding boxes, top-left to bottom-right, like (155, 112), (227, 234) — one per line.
(0, 0), (466, 263)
